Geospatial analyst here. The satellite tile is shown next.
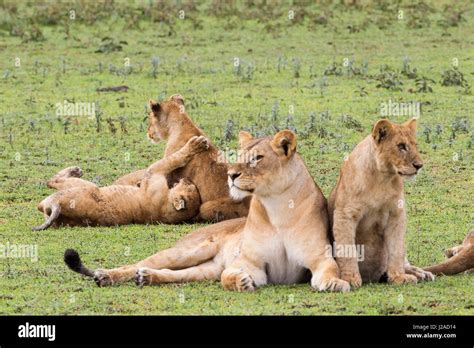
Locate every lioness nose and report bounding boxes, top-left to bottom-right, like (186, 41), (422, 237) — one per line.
(228, 171), (241, 181)
(413, 162), (423, 171)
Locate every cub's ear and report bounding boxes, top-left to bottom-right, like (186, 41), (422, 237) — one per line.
(169, 94), (185, 106)
(403, 117), (417, 134)
(271, 130), (297, 158)
(149, 99), (161, 114)
(372, 119), (393, 144)
(238, 131), (253, 148)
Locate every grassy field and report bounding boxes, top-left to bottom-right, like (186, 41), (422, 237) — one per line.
(0, 1), (472, 315)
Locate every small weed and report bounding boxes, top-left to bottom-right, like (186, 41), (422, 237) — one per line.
(375, 65), (403, 91)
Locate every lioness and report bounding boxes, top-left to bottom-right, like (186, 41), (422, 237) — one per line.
(64, 130), (350, 292)
(33, 136), (208, 230)
(328, 118), (434, 288)
(424, 230), (474, 275)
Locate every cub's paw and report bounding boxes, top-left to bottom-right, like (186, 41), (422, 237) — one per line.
(221, 268), (255, 292)
(135, 267), (156, 287)
(56, 166), (83, 178)
(187, 135), (209, 154)
(404, 264), (435, 282)
(388, 273), (418, 285)
(313, 277), (350, 292)
(341, 271), (362, 289)
(93, 269), (112, 287)
(445, 246), (462, 259)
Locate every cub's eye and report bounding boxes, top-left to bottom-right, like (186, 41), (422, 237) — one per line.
(397, 143), (407, 152)
(255, 155), (264, 161)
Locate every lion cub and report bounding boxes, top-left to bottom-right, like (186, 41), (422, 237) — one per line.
(33, 136), (208, 230)
(424, 230), (474, 275)
(328, 118), (434, 288)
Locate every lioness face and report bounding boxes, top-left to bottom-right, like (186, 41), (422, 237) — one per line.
(372, 118), (423, 178)
(227, 130), (297, 199)
(147, 94), (185, 143)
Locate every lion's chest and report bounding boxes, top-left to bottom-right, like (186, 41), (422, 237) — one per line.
(262, 232), (307, 285)
(357, 208), (391, 237)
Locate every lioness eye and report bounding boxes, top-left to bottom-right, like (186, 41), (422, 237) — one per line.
(250, 155), (263, 162)
(249, 155), (263, 166)
(398, 143), (407, 151)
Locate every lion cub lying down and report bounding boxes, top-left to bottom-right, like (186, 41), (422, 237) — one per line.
(424, 230), (474, 275)
(33, 136), (209, 230)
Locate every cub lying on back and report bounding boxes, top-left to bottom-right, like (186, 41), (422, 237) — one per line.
(424, 230), (474, 275)
(48, 94), (250, 222)
(115, 94), (250, 222)
(328, 118), (434, 288)
(64, 130), (349, 293)
(32, 136), (208, 230)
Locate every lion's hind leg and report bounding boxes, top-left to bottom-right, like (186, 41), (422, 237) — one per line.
(47, 167), (96, 190)
(135, 261), (223, 287)
(75, 238), (221, 287)
(54, 166), (83, 179)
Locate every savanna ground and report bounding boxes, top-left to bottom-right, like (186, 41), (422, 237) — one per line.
(0, 0), (472, 315)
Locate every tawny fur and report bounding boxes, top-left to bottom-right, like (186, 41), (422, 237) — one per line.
(113, 94), (250, 222)
(34, 136), (208, 230)
(328, 118), (435, 288)
(65, 130), (349, 292)
(424, 230), (474, 275)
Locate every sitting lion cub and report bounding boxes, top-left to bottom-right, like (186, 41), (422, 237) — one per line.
(328, 118), (434, 288)
(33, 136), (209, 230)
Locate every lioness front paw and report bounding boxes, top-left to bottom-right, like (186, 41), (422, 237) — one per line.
(187, 135), (209, 154)
(313, 277), (350, 292)
(388, 273), (418, 285)
(341, 271), (362, 289)
(93, 269), (112, 287)
(404, 264), (435, 282)
(221, 268), (255, 292)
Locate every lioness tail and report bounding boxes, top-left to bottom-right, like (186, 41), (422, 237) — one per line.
(64, 249), (95, 278)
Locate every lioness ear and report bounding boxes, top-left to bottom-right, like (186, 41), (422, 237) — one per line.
(169, 94), (185, 106)
(238, 131), (253, 148)
(271, 130), (297, 158)
(403, 117), (417, 134)
(149, 99), (161, 114)
(372, 119), (393, 144)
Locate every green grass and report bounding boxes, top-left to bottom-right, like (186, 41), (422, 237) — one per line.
(0, 1), (473, 315)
